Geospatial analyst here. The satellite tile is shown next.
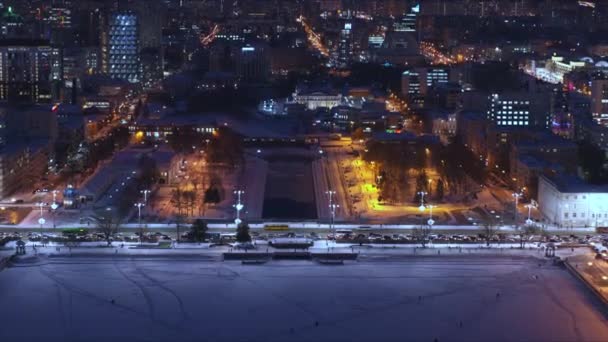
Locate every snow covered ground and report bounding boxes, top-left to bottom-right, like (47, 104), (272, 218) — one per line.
(1, 256), (607, 341)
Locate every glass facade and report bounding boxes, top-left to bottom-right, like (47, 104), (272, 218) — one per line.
(107, 13), (140, 83)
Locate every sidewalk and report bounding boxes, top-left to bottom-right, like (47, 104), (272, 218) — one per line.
(3, 240), (564, 261)
(563, 250), (608, 304)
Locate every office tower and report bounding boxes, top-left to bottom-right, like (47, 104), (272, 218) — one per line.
(591, 74), (608, 126)
(140, 47), (163, 89)
(0, 6), (25, 38)
(401, 67), (449, 98)
(132, 0), (163, 50)
(401, 69), (421, 98)
(0, 39), (63, 103)
(394, 3), (419, 33)
(336, 22), (353, 68)
(487, 93), (549, 128)
(235, 43), (270, 83)
(102, 12), (140, 83)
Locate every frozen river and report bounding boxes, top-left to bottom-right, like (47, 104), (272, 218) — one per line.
(1, 256), (607, 341)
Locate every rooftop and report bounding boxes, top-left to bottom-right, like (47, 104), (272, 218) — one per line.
(541, 173), (608, 193)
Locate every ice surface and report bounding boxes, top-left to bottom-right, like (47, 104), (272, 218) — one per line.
(0, 256), (607, 342)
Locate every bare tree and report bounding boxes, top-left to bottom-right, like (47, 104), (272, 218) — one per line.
(480, 220), (499, 247)
(171, 187), (185, 216)
(183, 190), (197, 217)
(412, 225), (432, 248)
(93, 210), (121, 246)
(175, 214), (186, 242)
(517, 224), (539, 248)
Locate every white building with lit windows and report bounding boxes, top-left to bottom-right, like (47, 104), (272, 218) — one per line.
(291, 85), (342, 110)
(538, 174), (608, 228)
(487, 93), (549, 128)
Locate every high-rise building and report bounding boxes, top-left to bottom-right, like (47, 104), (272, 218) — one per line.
(336, 22), (353, 68)
(401, 67), (449, 98)
(0, 40), (63, 103)
(591, 74), (608, 126)
(235, 43), (270, 83)
(132, 0), (164, 50)
(101, 12), (140, 83)
(401, 69), (421, 98)
(394, 3), (419, 33)
(140, 47), (163, 89)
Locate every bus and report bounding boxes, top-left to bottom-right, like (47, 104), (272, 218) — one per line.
(264, 224), (290, 231)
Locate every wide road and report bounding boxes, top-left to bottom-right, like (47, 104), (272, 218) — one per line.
(1, 256), (607, 341)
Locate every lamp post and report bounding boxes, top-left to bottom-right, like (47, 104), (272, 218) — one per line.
(512, 192), (522, 226)
(51, 190), (59, 228)
(427, 204), (436, 227)
(326, 190), (337, 243)
(134, 202), (145, 225)
(134, 202), (145, 244)
(233, 190), (244, 225)
(525, 200), (537, 226)
(330, 203), (339, 247)
(37, 202), (45, 229)
(141, 189), (151, 203)
(417, 191), (427, 212)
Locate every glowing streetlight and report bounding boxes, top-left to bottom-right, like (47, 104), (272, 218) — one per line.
(427, 205), (436, 227)
(50, 191), (59, 229)
(525, 200), (537, 225)
(417, 191), (427, 211)
(512, 192), (522, 225)
(326, 190), (337, 242)
(233, 190), (244, 225)
(134, 202), (145, 226)
(37, 202), (46, 228)
(141, 189), (151, 203)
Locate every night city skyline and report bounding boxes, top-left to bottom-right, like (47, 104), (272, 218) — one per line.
(1, 1), (608, 341)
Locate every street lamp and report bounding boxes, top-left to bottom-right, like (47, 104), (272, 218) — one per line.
(512, 192), (522, 226)
(141, 189), (151, 203)
(329, 203), (339, 247)
(525, 200), (537, 226)
(50, 190), (59, 228)
(134, 202), (145, 226)
(233, 190), (244, 225)
(427, 205), (436, 227)
(326, 190), (337, 242)
(134, 202), (145, 244)
(417, 191), (427, 211)
(36, 202), (45, 228)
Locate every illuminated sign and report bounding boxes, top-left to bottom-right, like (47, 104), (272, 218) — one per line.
(578, 1), (596, 8)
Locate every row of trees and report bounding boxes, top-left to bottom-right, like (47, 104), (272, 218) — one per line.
(171, 182), (223, 217)
(168, 126), (244, 171)
(411, 221), (544, 249)
(95, 214), (252, 245)
(364, 137), (485, 204)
